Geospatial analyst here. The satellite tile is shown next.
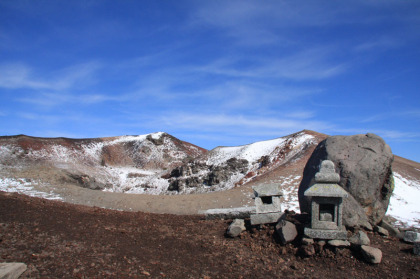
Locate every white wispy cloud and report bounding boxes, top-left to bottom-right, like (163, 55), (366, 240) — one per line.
(0, 62), (101, 91)
(195, 47), (346, 80)
(157, 112), (333, 135)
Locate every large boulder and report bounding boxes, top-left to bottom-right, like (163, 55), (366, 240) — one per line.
(298, 133), (394, 228)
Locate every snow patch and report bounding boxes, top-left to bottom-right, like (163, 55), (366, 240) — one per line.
(0, 177), (62, 200)
(388, 172), (420, 228)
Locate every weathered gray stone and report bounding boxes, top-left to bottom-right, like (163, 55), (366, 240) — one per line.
(379, 219), (399, 236)
(328, 239), (350, 247)
(253, 184), (283, 197)
(0, 262), (27, 279)
(299, 133), (394, 228)
(304, 227), (347, 240)
(361, 245), (382, 264)
(275, 220), (297, 245)
(414, 243), (420, 255)
(403, 231), (420, 243)
(315, 160), (340, 183)
(250, 212), (284, 225)
(202, 206), (256, 220)
(255, 196), (282, 214)
(227, 219), (246, 237)
(374, 226), (389, 237)
(349, 231), (370, 246)
(303, 161), (348, 240)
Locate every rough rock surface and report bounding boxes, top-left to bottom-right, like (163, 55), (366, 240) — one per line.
(328, 240), (350, 247)
(379, 219), (400, 236)
(403, 231), (420, 243)
(374, 226), (389, 237)
(361, 245), (383, 264)
(275, 220), (297, 245)
(226, 219), (246, 237)
(298, 133), (394, 228)
(0, 262), (27, 279)
(349, 231), (371, 246)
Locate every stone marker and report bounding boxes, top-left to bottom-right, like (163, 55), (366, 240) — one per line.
(227, 219), (246, 237)
(349, 231), (370, 246)
(403, 231), (420, 243)
(275, 220), (297, 245)
(303, 160), (348, 240)
(0, 262), (27, 279)
(361, 246), (382, 264)
(250, 184), (284, 225)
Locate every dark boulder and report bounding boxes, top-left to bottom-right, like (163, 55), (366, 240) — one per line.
(298, 133), (394, 228)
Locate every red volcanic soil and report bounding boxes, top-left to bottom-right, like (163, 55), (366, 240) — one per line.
(1, 192), (419, 278)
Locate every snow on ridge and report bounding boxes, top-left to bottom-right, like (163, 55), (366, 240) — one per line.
(208, 137), (286, 165)
(207, 132), (314, 166)
(107, 132), (165, 145)
(388, 172), (420, 228)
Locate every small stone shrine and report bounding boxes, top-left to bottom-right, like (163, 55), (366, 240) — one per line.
(250, 184), (284, 225)
(304, 160), (348, 240)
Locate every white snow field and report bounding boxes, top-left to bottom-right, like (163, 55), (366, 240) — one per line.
(388, 172), (420, 228)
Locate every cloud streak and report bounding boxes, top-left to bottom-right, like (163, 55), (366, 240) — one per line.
(0, 62), (101, 91)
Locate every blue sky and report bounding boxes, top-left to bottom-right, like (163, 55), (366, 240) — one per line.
(1, 1), (419, 162)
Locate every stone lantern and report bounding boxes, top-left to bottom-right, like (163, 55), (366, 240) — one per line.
(250, 184), (284, 225)
(304, 160), (348, 240)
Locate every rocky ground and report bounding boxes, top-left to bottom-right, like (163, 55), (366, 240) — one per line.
(1, 191), (419, 278)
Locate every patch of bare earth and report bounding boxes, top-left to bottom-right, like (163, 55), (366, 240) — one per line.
(1, 192), (419, 278)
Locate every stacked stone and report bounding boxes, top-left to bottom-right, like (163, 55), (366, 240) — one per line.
(250, 184), (284, 225)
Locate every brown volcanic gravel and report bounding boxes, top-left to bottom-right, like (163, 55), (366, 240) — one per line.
(0, 191), (419, 278)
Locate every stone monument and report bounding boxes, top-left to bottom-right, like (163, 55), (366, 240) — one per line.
(304, 160), (348, 239)
(250, 184), (284, 225)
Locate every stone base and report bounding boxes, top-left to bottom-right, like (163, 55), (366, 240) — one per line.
(201, 207), (256, 220)
(304, 227), (347, 240)
(250, 212), (284, 225)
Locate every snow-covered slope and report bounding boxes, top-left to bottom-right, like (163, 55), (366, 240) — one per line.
(167, 131), (317, 193)
(0, 132), (206, 194)
(388, 172), (420, 228)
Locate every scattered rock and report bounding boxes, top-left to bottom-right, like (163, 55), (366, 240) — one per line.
(0, 262), (27, 279)
(414, 243), (420, 255)
(403, 231), (420, 243)
(379, 219), (400, 236)
(328, 240), (350, 247)
(301, 238), (314, 245)
(227, 219), (246, 237)
(64, 171), (109, 190)
(349, 231), (370, 246)
(299, 133), (394, 228)
(275, 220), (297, 245)
(374, 226), (389, 237)
(361, 245), (382, 264)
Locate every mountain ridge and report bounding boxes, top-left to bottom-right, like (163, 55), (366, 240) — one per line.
(1, 130), (419, 227)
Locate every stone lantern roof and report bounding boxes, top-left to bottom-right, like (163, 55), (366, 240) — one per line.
(304, 184), (348, 198)
(253, 184), (282, 197)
